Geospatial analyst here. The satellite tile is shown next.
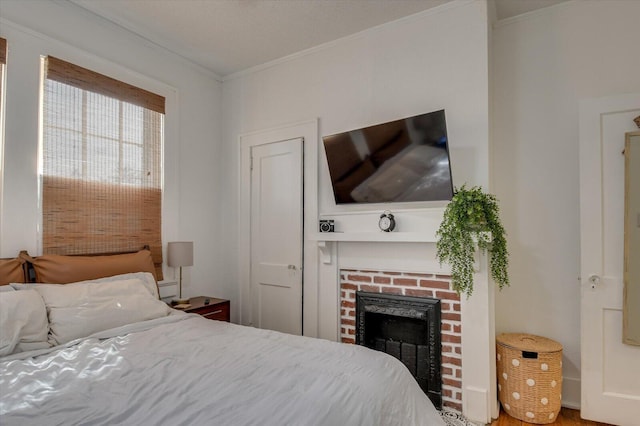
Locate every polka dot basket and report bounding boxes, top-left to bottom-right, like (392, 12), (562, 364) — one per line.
(496, 333), (563, 424)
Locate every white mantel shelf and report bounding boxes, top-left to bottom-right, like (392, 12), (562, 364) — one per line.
(309, 232), (437, 243)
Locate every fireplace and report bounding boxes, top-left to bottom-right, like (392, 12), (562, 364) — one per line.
(340, 269), (462, 410)
(356, 291), (442, 409)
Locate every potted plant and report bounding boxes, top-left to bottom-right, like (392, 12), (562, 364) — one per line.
(436, 185), (509, 297)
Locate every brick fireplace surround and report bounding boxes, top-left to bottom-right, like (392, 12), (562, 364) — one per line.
(340, 269), (462, 411)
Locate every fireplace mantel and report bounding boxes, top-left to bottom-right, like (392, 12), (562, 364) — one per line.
(310, 232), (437, 243)
(313, 229), (498, 422)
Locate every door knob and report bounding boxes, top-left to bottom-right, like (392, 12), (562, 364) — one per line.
(588, 274), (601, 289)
(288, 265), (296, 270)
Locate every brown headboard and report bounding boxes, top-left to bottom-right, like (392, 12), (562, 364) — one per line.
(0, 256), (28, 285)
(20, 247), (163, 284)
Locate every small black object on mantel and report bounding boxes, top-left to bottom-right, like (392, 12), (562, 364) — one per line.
(204, 298), (210, 305)
(378, 211), (396, 232)
(319, 219), (335, 232)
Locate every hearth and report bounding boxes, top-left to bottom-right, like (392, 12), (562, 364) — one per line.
(356, 291), (442, 409)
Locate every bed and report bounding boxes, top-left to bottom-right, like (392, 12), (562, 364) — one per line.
(0, 251), (445, 426)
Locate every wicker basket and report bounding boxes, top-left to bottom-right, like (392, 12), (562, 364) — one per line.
(496, 333), (563, 424)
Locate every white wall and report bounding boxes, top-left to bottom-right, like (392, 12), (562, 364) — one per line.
(0, 1), (229, 306)
(223, 0), (491, 268)
(223, 1), (496, 422)
(492, 0), (640, 408)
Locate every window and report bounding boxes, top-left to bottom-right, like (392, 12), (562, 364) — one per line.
(0, 38), (6, 215)
(41, 56), (164, 277)
(0, 38), (6, 102)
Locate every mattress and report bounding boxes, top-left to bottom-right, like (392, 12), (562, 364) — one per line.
(0, 313), (444, 425)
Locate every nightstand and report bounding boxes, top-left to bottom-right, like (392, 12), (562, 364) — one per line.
(182, 296), (230, 322)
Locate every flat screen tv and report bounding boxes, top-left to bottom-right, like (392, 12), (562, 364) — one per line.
(322, 109), (454, 204)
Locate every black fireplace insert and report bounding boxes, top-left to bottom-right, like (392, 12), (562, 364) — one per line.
(355, 291), (442, 409)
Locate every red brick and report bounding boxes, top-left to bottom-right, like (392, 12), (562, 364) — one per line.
(341, 300), (355, 308)
(393, 278), (418, 286)
(442, 389), (453, 398)
(347, 329), (355, 335)
(441, 323), (451, 332)
(340, 309), (346, 316)
(442, 356), (462, 366)
(444, 401), (462, 411)
(442, 366), (453, 376)
(341, 327), (346, 334)
(383, 271), (402, 275)
(342, 319), (355, 326)
(455, 346), (462, 354)
(440, 302), (451, 311)
(452, 303), (461, 312)
(342, 338), (355, 344)
(405, 288), (434, 298)
(442, 312), (461, 322)
(419, 280), (450, 289)
(436, 274), (452, 280)
(341, 283), (357, 291)
(442, 345), (453, 353)
(348, 310), (355, 318)
(380, 286), (403, 295)
(436, 290), (460, 301)
(442, 334), (462, 344)
(373, 276), (391, 284)
(456, 369), (462, 378)
(348, 274), (372, 283)
(453, 324), (461, 333)
(360, 284), (381, 293)
(443, 378), (462, 388)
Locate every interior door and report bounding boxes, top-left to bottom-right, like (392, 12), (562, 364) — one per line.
(250, 138), (303, 335)
(579, 95), (640, 425)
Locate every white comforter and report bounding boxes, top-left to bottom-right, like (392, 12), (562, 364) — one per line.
(0, 314), (444, 426)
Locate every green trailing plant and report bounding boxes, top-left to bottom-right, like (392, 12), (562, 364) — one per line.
(436, 185), (509, 297)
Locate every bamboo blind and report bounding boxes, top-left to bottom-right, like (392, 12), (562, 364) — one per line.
(0, 38), (5, 123)
(45, 56), (164, 113)
(42, 56), (165, 278)
(0, 38), (6, 65)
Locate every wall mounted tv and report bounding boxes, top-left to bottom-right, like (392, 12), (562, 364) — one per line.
(322, 109), (454, 204)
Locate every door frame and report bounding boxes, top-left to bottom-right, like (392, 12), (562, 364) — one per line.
(238, 119), (319, 335)
(579, 93), (640, 422)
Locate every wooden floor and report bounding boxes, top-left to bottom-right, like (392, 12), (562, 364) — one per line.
(490, 408), (613, 426)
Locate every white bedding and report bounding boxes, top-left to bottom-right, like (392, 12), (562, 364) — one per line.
(0, 314), (444, 426)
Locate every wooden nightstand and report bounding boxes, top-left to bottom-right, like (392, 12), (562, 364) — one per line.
(182, 297), (230, 322)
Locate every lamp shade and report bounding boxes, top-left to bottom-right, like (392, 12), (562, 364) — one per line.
(167, 241), (193, 267)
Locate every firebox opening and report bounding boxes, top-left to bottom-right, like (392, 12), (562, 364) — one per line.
(355, 291), (442, 409)
(364, 313), (428, 347)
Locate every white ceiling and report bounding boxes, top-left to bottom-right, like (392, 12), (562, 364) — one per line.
(70, 0), (567, 77)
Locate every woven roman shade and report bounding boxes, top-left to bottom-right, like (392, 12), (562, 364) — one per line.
(41, 56), (164, 279)
(0, 38), (6, 65)
(0, 38), (6, 122)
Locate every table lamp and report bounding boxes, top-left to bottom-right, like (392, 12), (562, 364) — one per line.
(167, 241), (193, 304)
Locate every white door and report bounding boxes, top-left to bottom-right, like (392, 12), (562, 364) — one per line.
(250, 138), (303, 335)
(579, 94), (640, 425)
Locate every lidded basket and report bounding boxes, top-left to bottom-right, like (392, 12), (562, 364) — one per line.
(496, 333), (563, 424)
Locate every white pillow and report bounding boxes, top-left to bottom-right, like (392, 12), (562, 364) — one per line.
(0, 289), (50, 356)
(33, 277), (171, 346)
(76, 272), (160, 299)
(0, 285), (15, 292)
(11, 272), (159, 298)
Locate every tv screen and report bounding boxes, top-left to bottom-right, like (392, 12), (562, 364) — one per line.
(322, 109), (454, 204)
